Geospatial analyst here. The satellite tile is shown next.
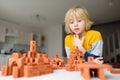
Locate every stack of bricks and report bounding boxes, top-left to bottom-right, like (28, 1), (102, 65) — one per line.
(65, 47), (85, 71)
(50, 53), (64, 69)
(76, 57), (112, 80)
(1, 66), (8, 76)
(1, 40), (54, 78)
(24, 63), (53, 77)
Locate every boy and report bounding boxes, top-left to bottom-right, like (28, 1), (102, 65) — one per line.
(64, 6), (103, 64)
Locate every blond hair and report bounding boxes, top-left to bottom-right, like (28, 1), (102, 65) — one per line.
(64, 6), (93, 34)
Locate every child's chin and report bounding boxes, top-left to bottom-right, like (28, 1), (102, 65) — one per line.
(74, 33), (80, 35)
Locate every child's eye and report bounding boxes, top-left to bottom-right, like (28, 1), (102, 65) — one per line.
(78, 20), (82, 22)
(70, 21), (74, 24)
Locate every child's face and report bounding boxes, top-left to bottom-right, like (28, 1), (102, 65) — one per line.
(69, 16), (86, 35)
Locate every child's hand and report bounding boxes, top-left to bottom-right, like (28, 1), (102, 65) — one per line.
(73, 35), (85, 53)
(73, 35), (82, 48)
(94, 57), (104, 64)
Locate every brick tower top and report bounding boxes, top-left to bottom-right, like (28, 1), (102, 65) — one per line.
(30, 40), (36, 52)
(27, 40), (37, 58)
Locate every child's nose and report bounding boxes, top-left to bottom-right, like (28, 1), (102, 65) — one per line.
(74, 21), (78, 27)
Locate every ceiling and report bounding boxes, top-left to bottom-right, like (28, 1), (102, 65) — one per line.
(0, 0), (120, 29)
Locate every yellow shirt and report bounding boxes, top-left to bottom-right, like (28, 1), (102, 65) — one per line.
(65, 30), (103, 58)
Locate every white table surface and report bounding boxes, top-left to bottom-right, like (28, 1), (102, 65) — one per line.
(0, 69), (120, 80)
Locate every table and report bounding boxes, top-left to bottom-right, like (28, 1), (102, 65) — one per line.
(0, 69), (120, 80)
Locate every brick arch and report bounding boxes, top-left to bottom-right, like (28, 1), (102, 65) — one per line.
(8, 58), (23, 75)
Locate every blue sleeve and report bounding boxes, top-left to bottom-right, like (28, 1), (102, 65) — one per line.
(88, 40), (103, 57)
(84, 51), (100, 61)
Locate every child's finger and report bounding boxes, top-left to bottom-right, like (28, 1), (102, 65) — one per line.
(74, 35), (76, 39)
(96, 57), (103, 60)
(76, 35), (79, 39)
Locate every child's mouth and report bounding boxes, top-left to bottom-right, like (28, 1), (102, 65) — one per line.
(74, 28), (80, 31)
